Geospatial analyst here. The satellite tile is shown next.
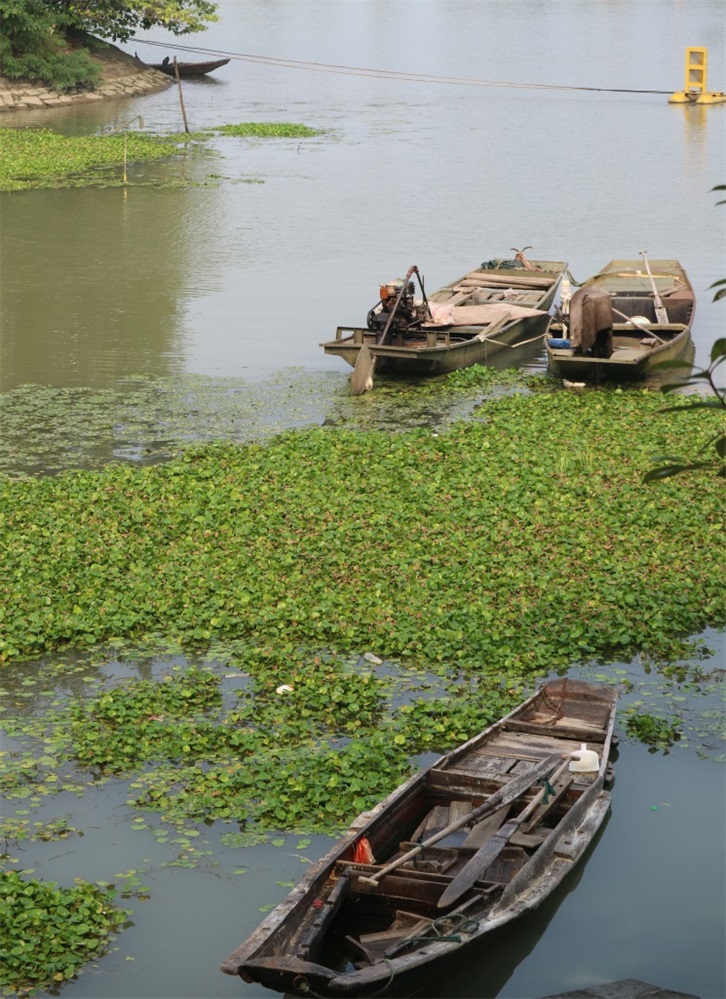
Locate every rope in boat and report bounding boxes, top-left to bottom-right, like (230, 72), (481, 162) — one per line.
(402, 912), (480, 947)
(131, 37), (674, 96)
(541, 677), (569, 723)
(484, 328), (550, 349)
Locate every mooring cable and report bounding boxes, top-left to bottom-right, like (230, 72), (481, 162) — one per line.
(131, 37), (673, 96)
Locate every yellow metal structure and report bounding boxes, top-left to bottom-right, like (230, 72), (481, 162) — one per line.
(669, 47), (726, 104)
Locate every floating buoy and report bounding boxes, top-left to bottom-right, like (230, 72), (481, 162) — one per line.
(669, 47), (726, 104)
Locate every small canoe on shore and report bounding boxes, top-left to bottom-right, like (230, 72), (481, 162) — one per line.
(221, 678), (617, 998)
(546, 257), (695, 383)
(150, 57), (230, 77)
(320, 255), (567, 392)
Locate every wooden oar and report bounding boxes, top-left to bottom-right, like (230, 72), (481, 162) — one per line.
(351, 345), (375, 395)
(437, 756), (571, 909)
(357, 753), (560, 887)
(640, 250), (669, 324)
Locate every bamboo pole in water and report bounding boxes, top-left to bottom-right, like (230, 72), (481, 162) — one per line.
(174, 58), (190, 133)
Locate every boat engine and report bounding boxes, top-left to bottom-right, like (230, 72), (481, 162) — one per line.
(367, 278), (427, 334)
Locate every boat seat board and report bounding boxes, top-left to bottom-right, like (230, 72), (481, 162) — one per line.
(504, 718), (607, 741)
(485, 731), (603, 756)
(409, 804), (451, 842)
(435, 752), (533, 779)
(509, 828), (548, 848)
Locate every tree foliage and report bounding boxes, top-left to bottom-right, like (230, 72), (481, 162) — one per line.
(0, 0), (218, 89)
(40, 0), (218, 42)
(0, 0), (100, 89)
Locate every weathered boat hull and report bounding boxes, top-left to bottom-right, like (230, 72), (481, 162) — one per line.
(546, 259), (695, 383)
(322, 259), (566, 378)
(547, 327), (694, 381)
(150, 58), (230, 77)
(328, 312), (553, 376)
(221, 679), (618, 998)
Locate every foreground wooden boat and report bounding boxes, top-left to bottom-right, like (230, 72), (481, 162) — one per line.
(150, 57), (230, 77)
(320, 256), (567, 392)
(546, 257), (695, 383)
(221, 679), (617, 998)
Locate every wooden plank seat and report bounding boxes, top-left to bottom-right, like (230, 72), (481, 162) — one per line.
(504, 718), (606, 742)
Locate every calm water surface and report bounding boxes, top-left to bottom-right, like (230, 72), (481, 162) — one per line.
(0, 2), (724, 997)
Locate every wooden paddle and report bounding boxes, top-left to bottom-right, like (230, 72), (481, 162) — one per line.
(351, 345), (375, 395)
(357, 753), (560, 887)
(436, 756), (571, 909)
(640, 250), (669, 324)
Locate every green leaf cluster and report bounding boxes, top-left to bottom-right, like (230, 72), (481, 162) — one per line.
(0, 870), (129, 995)
(69, 666), (222, 771)
(0, 386), (723, 671)
(625, 711), (682, 750)
(62, 654), (410, 831)
(214, 122), (322, 138)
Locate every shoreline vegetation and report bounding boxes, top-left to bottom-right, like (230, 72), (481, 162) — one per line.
(0, 123), (323, 191)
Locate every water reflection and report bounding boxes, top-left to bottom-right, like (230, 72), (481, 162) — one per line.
(0, 179), (223, 390)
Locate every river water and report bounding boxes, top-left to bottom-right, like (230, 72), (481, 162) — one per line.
(0, 1), (724, 997)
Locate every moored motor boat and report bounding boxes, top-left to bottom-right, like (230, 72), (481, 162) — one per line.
(321, 253), (568, 393)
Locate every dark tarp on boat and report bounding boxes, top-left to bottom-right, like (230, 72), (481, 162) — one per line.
(569, 286), (614, 357)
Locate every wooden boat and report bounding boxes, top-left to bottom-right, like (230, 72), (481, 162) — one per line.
(149, 57), (230, 77)
(320, 256), (567, 392)
(221, 678), (617, 998)
(546, 257), (695, 382)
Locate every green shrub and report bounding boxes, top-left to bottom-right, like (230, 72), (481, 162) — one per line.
(0, 3), (100, 91)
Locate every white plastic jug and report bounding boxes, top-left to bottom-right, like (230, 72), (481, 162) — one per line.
(569, 742), (599, 773)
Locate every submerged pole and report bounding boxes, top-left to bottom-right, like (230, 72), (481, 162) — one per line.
(174, 57), (190, 132)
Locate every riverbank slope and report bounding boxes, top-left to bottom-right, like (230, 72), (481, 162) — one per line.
(0, 36), (170, 113)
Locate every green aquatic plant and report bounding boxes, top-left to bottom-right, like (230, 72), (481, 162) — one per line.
(0, 870), (129, 995)
(0, 386), (722, 670)
(625, 711), (682, 750)
(215, 122), (323, 138)
(0, 126), (183, 191)
(69, 666), (222, 772)
(0, 121), (324, 191)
